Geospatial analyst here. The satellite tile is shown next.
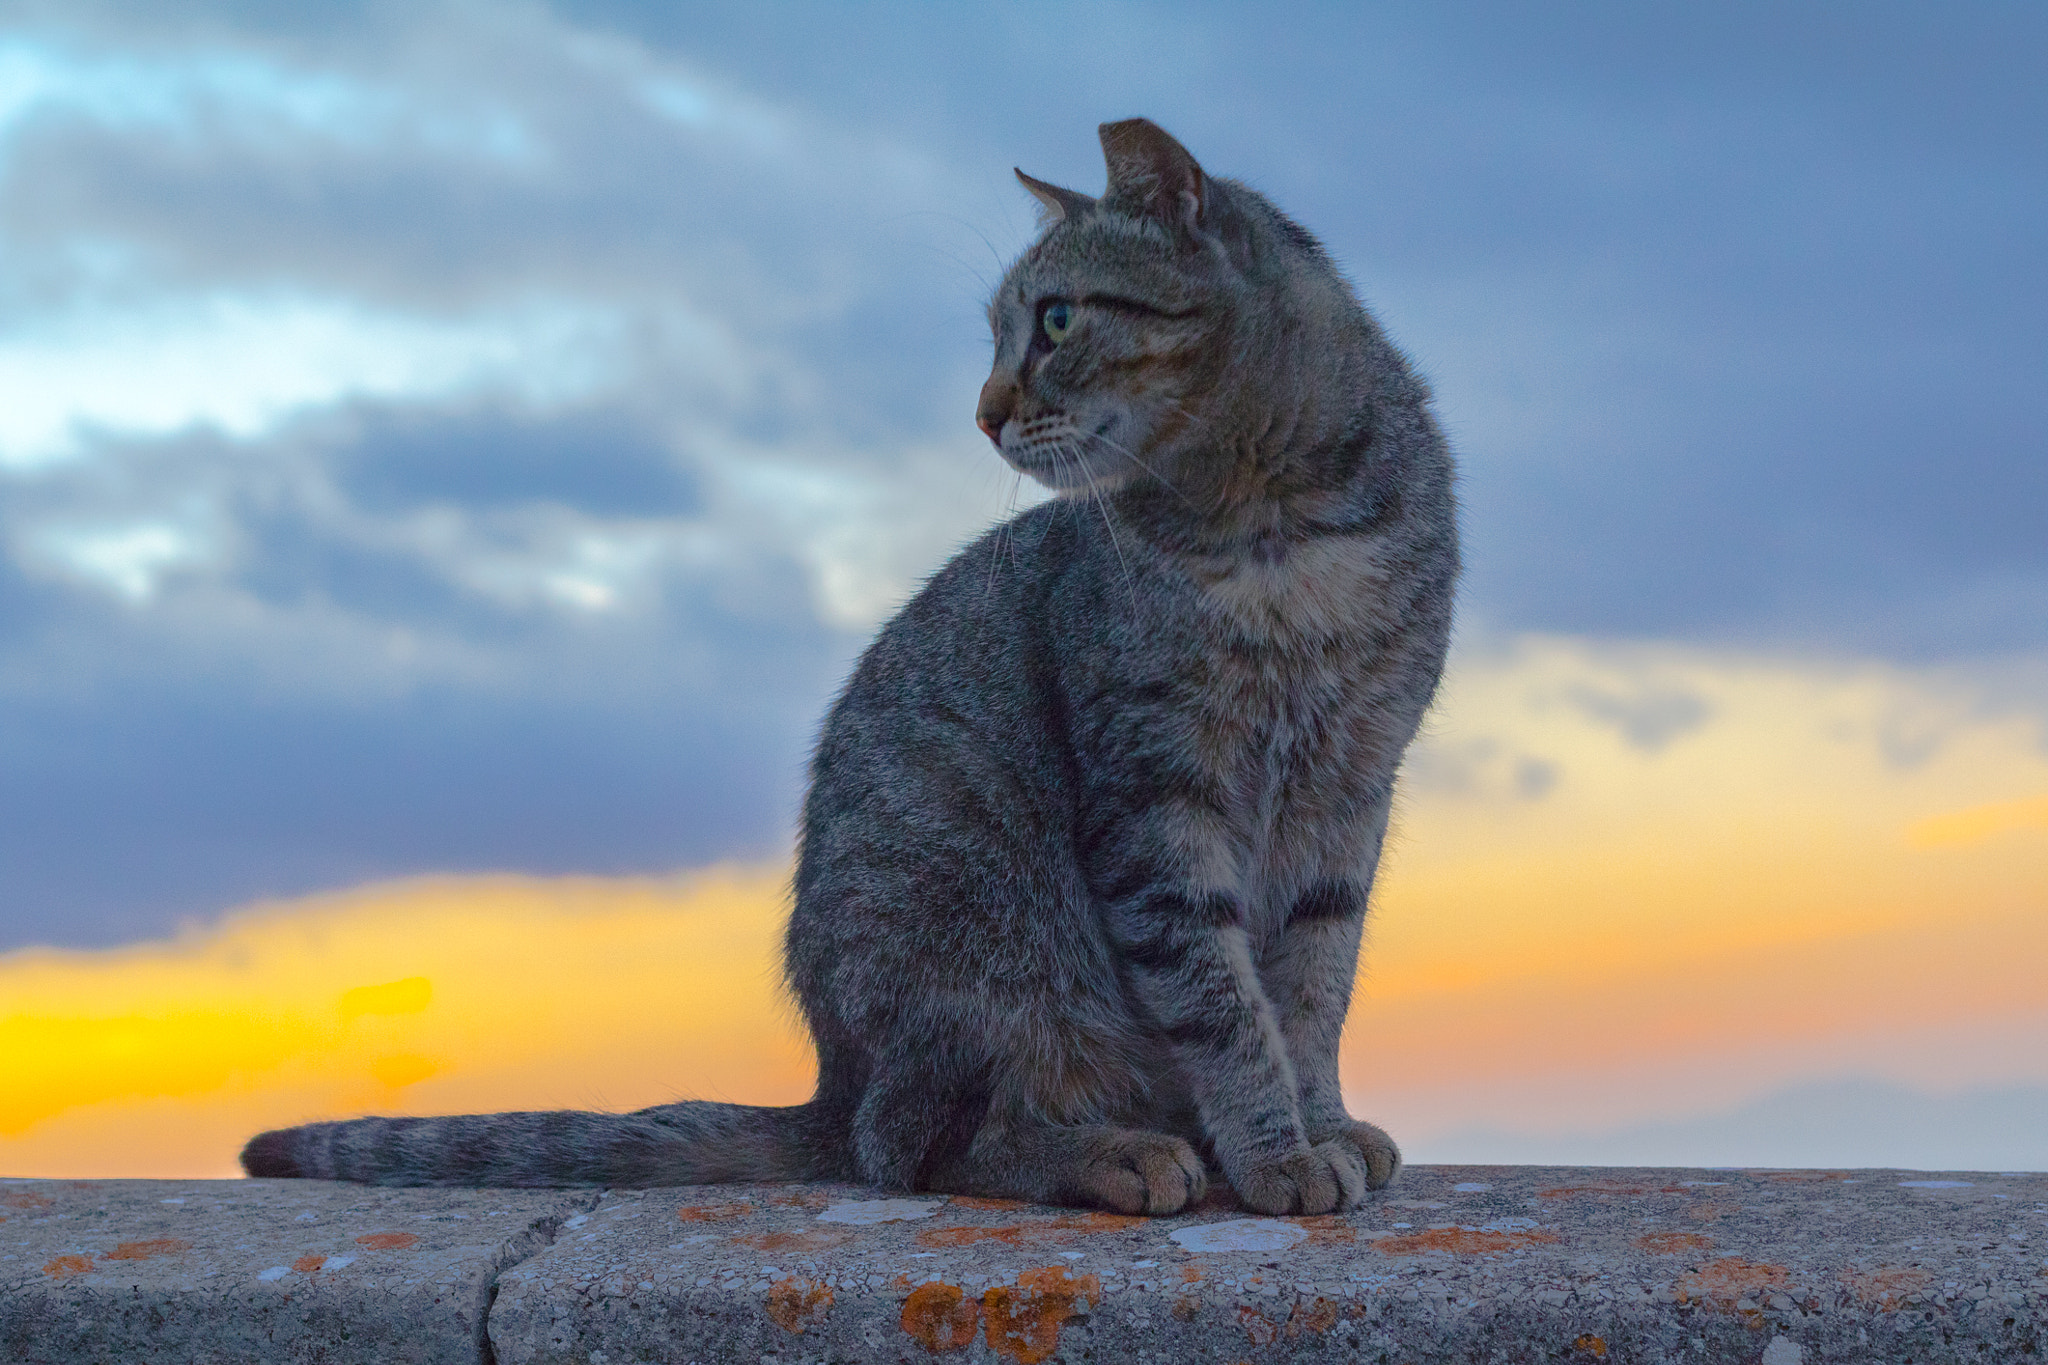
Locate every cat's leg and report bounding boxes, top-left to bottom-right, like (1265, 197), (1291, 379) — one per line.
(848, 1051), (985, 1191)
(923, 1115), (1206, 1215)
(1259, 876), (1401, 1196)
(1100, 836), (1357, 1215)
(845, 1017), (1204, 1213)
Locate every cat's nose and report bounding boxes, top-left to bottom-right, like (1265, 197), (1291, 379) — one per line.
(976, 379), (1017, 446)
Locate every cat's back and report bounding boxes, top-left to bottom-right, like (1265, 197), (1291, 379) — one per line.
(795, 501), (1097, 890)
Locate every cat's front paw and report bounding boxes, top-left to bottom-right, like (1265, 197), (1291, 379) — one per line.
(1309, 1119), (1402, 1193)
(1070, 1129), (1207, 1216)
(1232, 1147), (1352, 1215)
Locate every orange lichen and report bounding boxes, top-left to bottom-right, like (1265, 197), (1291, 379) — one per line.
(1171, 1295), (1201, 1320)
(1238, 1306), (1279, 1345)
(1049, 1210), (1145, 1233)
(1014, 1265), (1101, 1300)
(917, 1224), (1027, 1248)
(1688, 1202), (1738, 1223)
(1376, 1227), (1559, 1255)
(766, 1188), (832, 1209)
(1287, 1215), (1358, 1246)
(914, 1209), (1143, 1251)
(1180, 1262), (1205, 1283)
(948, 1195), (1028, 1211)
(1845, 1267), (1932, 1310)
(900, 1280), (981, 1353)
(3, 1192), (54, 1211)
(1574, 1333), (1609, 1357)
(104, 1237), (192, 1260)
(765, 1275), (834, 1334)
(1286, 1297), (1340, 1337)
(731, 1228), (852, 1254)
(1635, 1232), (1713, 1255)
(1538, 1184), (1655, 1199)
(983, 1266), (1100, 1364)
(675, 1202), (754, 1222)
(42, 1254), (92, 1279)
(292, 1254), (327, 1274)
(1674, 1257), (1789, 1309)
(354, 1231), (419, 1250)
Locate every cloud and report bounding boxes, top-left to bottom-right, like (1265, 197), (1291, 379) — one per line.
(0, 31), (535, 160)
(0, 0), (2041, 948)
(1561, 682), (1711, 753)
(28, 519), (209, 601)
(0, 292), (628, 469)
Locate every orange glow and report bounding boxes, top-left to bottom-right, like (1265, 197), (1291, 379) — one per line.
(1908, 792), (2048, 849)
(1, 637), (2043, 1177)
(0, 867), (813, 1177)
(1346, 638), (2048, 1137)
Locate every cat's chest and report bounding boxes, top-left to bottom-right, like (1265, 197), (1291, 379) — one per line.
(1185, 533), (1404, 648)
(1175, 539), (1402, 855)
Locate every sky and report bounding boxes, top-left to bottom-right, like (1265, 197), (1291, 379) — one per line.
(1, 0), (2044, 1177)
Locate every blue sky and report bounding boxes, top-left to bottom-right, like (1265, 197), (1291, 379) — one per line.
(2, 0), (2043, 950)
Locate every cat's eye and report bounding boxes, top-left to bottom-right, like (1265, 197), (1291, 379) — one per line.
(1041, 301), (1071, 344)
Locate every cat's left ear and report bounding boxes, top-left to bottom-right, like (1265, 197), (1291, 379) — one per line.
(1099, 118), (1207, 233)
(1014, 169), (1097, 223)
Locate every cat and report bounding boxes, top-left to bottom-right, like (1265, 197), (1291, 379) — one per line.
(241, 118), (1458, 1217)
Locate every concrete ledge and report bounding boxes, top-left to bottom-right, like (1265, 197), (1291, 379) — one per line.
(0, 1177), (597, 1364)
(4, 1167), (2043, 1363)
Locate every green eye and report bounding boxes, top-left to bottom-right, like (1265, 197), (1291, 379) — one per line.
(1042, 301), (1071, 343)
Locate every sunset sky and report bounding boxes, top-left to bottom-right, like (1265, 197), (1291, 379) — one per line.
(2, 1), (2044, 1178)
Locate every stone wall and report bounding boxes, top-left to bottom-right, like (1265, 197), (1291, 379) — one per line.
(3, 1166), (2042, 1362)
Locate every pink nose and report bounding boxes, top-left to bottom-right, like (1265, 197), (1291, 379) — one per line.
(976, 380), (1017, 447)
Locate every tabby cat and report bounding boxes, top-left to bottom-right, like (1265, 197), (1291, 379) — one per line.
(242, 119), (1458, 1217)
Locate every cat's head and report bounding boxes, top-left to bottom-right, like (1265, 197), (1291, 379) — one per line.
(979, 119), (1378, 514)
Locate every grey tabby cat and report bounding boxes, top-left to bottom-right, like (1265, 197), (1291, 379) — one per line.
(242, 119), (1457, 1217)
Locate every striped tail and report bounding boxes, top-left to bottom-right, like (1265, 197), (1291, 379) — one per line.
(240, 1100), (843, 1187)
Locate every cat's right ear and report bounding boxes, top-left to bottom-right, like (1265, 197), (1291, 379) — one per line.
(1015, 169), (1096, 224)
(1098, 118), (1206, 234)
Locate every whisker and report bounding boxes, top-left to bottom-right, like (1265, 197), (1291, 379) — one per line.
(886, 208), (1012, 285)
(984, 470), (1025, 598)
(1061, 438), (1136, 598)
(1082, 427), (1197, 509)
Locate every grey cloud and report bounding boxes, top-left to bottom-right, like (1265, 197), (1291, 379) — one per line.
(13, 0), (2043, 657)
(1512, 757), (1558, 802)
(2, 0), (2044, 946)
(0, 668), (834, 951)
(1401, 736), (1560, 805)
(1563, 683), (1712, 753)
(0, 529), (857, 949)
(332, 406), (700, 518)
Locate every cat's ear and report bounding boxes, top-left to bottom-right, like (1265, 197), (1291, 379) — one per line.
(1014, 169), (1096, 223)
(1098, 118), (1206, 231)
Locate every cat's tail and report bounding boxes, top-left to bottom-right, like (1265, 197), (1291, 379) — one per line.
(240, 1100), (846, 1187)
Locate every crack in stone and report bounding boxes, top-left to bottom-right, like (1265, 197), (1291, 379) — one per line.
(477, 1191), (605, 1365)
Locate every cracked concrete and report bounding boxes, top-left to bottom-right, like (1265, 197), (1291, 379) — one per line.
(4, 1167), (2043, 1362)
(1, 1177), (597, 1363)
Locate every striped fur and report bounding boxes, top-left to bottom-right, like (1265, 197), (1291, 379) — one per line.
(242, 119), (1457, 1215)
